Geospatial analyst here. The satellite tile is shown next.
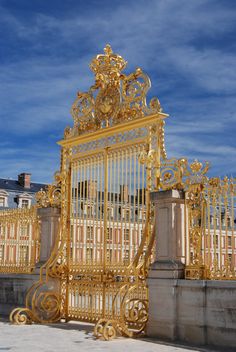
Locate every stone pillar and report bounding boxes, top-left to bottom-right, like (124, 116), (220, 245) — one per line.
(147, 189), (186, 340)
(37, 207), (61, 263)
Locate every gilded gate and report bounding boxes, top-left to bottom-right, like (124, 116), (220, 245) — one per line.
(10, 45), (168, 339)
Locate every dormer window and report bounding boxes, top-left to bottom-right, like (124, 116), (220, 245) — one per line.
(0, 190), (9, 208)
(22, 200), (29, 209)
(0, 197), (5, 207)
(17, 193), (32, 209)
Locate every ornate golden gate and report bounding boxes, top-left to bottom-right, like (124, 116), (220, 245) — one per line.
(10, 45), (168, 339)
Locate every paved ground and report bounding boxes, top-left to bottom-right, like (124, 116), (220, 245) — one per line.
(0, 319), (231, 352)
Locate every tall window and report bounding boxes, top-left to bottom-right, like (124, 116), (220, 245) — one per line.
(19, 246), (28, 262)
(0, 245), (4, 261)
(123, 250), (130, 263)
(0, 225), (6, 237)
(106, 249), (112, 261)
(107, 207), (113, 219)
(10, 224), (15, 238)
(106, 228), (112, 241)
(0, 197), (5, 207)
(86, 226), (93, 241)
(86, 248), (93, 261)
(123, 209), (130, 221)
(124, 229), (130, 241)
(86, 205), (94, 217)
(20, 225), (29, 238)
(0, 191), (8, 207)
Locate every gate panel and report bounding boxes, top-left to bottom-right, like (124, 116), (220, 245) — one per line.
(10, 45), (168, 340)
(68, 152), (105, 321)
(67, 142), (148, 325)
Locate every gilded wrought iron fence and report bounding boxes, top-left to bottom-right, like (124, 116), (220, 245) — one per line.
(160, 158), (236, 280)
(0, 207), (40, 273)
(185, 176), (236, 280)
(10, 44), (167, 341)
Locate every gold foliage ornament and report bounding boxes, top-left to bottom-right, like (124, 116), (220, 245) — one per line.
(35, 171), (62, 208)
(65, 44), (163, 138)
(160, 158), (210, 191)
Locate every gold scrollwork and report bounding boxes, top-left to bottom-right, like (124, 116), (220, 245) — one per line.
(35, 171), (62, 208)
(64, 44), (165, 138)
(124, 298), (148, 327)
(10, 308), (33, 325)
(94, 319), (117, 341)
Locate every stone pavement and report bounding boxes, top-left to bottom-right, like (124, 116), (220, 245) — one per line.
(0, 319), (231, 352)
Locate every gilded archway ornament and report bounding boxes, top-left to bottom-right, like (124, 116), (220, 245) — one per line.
(64, 44), (164, 139)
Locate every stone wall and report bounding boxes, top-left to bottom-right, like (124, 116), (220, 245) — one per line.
(148, 189), (236, 349)
(147, 277), (236, 348)
(0, 273), (39, 316)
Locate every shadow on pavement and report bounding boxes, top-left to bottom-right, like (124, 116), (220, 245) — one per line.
(140, 337), (235, 352)
(1, 317), (234, 352)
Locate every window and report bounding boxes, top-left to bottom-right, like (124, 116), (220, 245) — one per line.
(0, 225), (6, 237)
(139, 209), (146, 221)
(0, 245), (4, 261)
(123, 209), (130, 221)
(86, 248), (93, 261)
(106, 249), (112, 261)
(17, 193), (32, 208)
(19, 246), (28, 262)
(210, 215), (214, 226)
(22, 199), (29, 208)
(124, 229), (130, 241)
(123, 250), (130, 263)
(10, 224), (15, 238)
(20, 225), (28, 238)
(86, 226), (93, 241)
(106, 228), (112, 241)
(0, 197), (5, 207)
(228, 236), (232, 248)
(228, 254), (232, 265)
(86, 205), (94, 217)
(0, 190), (8, 207)
(107, 207), (114, 219)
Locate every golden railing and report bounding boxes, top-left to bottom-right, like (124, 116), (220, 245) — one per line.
(160, 158), (236, 280)
(9, 45), (166, 340)
(185, 176), (236, 280)
(0, 207), (40, 273)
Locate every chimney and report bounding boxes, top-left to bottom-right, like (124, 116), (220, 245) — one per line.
(18, 173), (31, 189)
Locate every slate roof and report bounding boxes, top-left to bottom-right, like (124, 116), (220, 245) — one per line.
(0, 178), (47, 193)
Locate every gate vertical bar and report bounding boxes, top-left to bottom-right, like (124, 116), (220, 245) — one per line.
(102, 147), (109, 318)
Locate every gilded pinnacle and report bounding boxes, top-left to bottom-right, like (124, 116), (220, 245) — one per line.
(104, 44), (113, 56)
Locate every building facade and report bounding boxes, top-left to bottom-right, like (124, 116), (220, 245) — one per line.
(0, 173), (46, 210)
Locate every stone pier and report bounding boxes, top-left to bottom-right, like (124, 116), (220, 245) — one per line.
(147, 190), (236, 349)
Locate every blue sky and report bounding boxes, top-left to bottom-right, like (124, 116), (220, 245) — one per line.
(0, 0), (235, 183)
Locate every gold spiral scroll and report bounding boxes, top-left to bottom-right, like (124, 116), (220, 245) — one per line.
(94, 319), (117, 341)
(10, 308), (33, 325)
